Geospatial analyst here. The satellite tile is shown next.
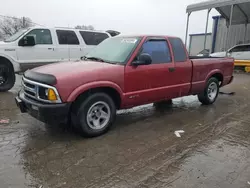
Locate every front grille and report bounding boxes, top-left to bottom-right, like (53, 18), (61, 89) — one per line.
(22, 78), (37, 100)
(21, 77), (62, 104)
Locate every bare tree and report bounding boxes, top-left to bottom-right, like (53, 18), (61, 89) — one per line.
(75, 25), (94, 30)
(0, 16), (34, 37)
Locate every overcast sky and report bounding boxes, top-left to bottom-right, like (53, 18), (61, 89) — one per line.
(0, 0), (218, 40)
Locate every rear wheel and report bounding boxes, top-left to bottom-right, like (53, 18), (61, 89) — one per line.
(0, 59), (15, 92)
(72, 93), (116, 137)
(198, 77), (219, 105)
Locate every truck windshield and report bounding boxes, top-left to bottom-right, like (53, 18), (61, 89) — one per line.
(4, 28), (30, 42)
(84, 36), (141, 64)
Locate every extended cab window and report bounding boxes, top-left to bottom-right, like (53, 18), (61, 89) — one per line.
(56, 30), (80, 45)
(25, 29), (52, 44)
(169, 38), (187, 62)
(141, 40), (171, 64)
(79, 31), (109, 45)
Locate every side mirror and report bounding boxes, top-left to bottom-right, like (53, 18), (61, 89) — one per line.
(19, 36), (36, 46)
(132, 53), (152, 66)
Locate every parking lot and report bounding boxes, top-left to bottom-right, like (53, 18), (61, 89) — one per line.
(0, 73), (250, 188)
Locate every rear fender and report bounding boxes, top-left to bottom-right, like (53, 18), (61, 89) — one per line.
(66, 81), (124, 102)
(205, 69), (223, 83)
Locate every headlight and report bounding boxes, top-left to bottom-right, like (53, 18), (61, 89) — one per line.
(47, 88), (58, 101)
(22, 77), (62, 103)
(38, 87), (59, 102)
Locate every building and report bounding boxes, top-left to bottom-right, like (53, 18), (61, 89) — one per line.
(211, 16), (250, 53)
(189, 16), (250, 55)
(187, 0), (250, 55)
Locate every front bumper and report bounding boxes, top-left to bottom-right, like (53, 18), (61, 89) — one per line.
(15, 92), (71, 125)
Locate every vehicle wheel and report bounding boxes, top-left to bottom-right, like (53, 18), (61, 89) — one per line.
(73, 93), (116, 137)
(198, 77), (219, 105)
(0, 59), (15, 92)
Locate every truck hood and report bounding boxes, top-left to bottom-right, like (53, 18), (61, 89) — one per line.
(0, 41), (15, 48)
(0, 41), (7, 46)
(28, 60), (125, 101)
(31, 60), (123, 80)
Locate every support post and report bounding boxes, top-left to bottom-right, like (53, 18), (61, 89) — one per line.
(185, 12), (191, 49)
(224, 23), (229, 50)
(204, 9), (211, 50)
(244, 23), (247, 43)
(226, 5), (234, 50)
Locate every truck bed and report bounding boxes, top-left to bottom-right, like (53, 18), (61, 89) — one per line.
(190, 57), (234, 94)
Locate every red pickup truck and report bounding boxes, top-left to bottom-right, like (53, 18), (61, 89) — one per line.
(15, 35), (234, 137)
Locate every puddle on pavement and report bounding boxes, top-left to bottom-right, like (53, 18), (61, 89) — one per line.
(150, 138), (250, 188)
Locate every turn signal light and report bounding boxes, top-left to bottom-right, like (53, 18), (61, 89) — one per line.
(47, 88), (57, 101)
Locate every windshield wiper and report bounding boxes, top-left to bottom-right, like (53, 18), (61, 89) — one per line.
(83, 56), (106, 62)
(82, 56), (115, 64)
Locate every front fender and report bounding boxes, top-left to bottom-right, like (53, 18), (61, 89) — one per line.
(0, 53), (20, 72)
(66, 81), (124, 102)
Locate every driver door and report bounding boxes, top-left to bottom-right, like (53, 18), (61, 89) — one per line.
(124, 37), (176, 107)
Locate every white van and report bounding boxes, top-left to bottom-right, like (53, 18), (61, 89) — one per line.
(0, 27), (119, 91)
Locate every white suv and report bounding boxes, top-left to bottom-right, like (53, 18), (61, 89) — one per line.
(0, 27), (119, 91)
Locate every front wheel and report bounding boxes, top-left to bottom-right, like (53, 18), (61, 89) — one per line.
(198, 77), (219, 105)
(0, 60), (15, 92)
(73, 93), (116, 137)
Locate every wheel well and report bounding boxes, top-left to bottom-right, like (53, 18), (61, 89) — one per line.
(0, 56), (14, 71)
(211, 73), (223, 86)
(72, 87), (121, 111)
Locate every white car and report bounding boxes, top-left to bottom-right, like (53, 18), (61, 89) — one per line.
(210, 44), (250, 59)
(0, 27), (119, 91)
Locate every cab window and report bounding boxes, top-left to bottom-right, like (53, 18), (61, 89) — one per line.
(25, 29), (52, 45)
(141, 40), (172, 64)
(56, 30), (80, 45)
(79, 31), (109, 45)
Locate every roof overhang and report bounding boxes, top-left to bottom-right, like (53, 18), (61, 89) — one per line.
(187, 0), (250, 25)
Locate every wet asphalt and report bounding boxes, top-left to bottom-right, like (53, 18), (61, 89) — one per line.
(0, 73), (250, 188)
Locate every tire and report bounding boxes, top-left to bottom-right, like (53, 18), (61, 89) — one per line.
(0, 59), (15, 92)
(73, 92), (116, 137)
(198, 77), (219, 105)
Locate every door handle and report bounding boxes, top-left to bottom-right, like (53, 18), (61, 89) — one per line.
(168, 67), (175, 72)
(48, 48), (54, 50)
